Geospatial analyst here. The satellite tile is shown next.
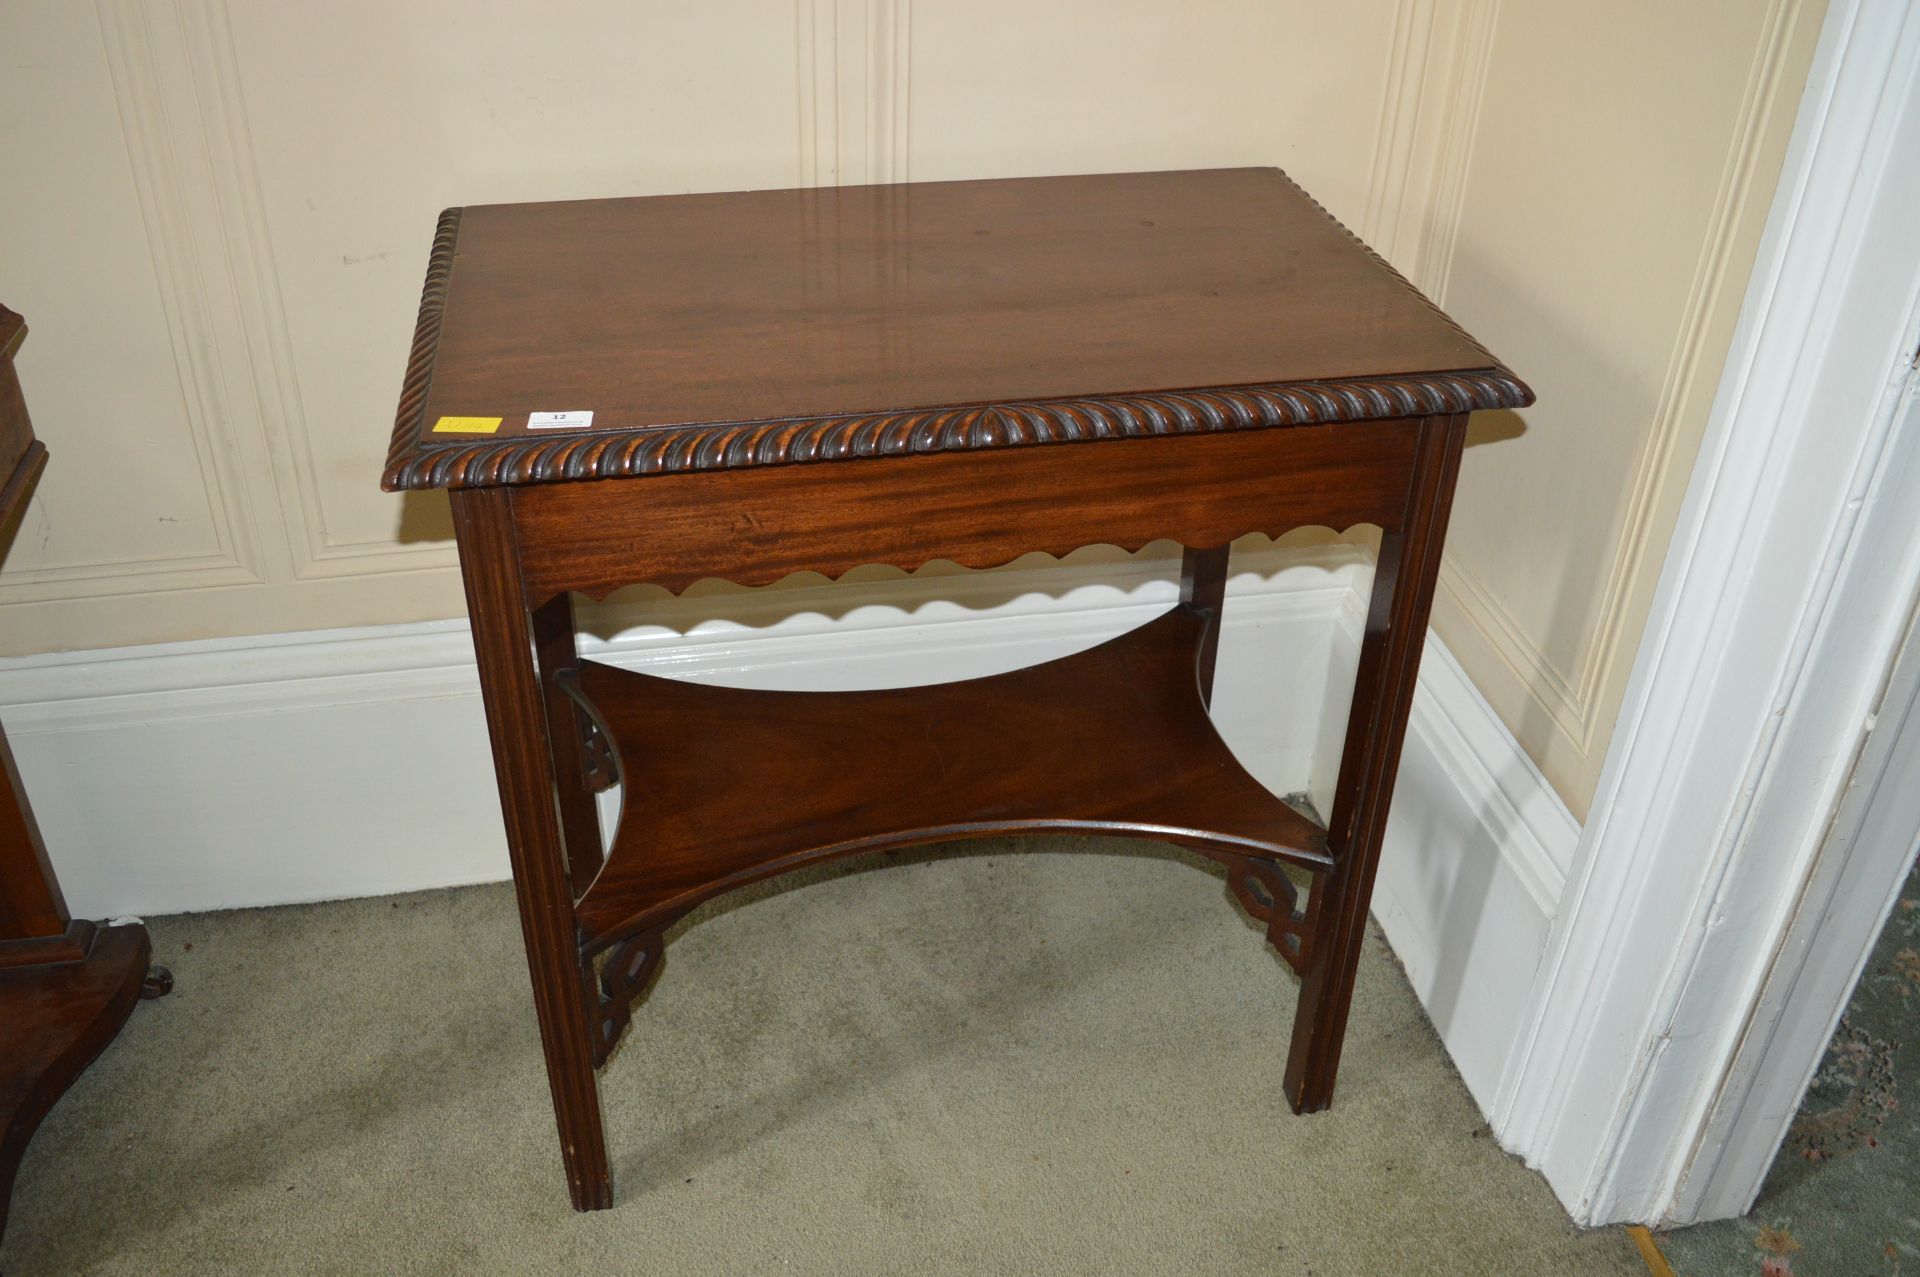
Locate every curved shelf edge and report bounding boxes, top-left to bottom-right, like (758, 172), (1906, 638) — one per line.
(590, 820), (1319, 957)
(570, 605), (1330, 952)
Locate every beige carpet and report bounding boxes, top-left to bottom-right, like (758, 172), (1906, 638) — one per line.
(3, 839), (1644, 1275)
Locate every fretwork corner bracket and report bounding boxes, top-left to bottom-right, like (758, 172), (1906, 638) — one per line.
(590, 928), (664, 1067)
(1225, 856), (1322, 974)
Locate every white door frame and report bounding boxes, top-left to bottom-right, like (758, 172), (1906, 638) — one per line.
(1487, 0), (1920, 1225)
(1674, 539), (1920, 1222)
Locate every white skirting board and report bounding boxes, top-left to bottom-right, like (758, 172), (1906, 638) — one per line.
(1372, 630), (1577, 1113)
(0, 543), (1576, 1110)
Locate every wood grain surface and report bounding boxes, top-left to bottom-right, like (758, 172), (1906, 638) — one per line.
(570, 604), (1330, 950)
(385, 169), (1530, 489)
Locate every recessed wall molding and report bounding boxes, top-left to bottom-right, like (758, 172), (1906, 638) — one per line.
(1410, 0), (1498, 302)
(1430, 0), (1810, 777)
(795, 0), (912, 188)
(1361, 0), (1431, 256)
(1361, 0), (1500, 295)
(0, 0), (269, 606)
(163, 0), (458, 580)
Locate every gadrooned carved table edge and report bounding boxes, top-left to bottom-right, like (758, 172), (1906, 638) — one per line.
(380, 175), (1536, 493)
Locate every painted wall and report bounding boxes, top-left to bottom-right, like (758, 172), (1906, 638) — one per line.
(0, 0), (1824, 818)
(1415, 0), (1826, 814)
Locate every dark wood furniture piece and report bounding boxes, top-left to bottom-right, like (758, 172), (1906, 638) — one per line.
(0, 304), (171, 1242)
(381, 169), (1531, 1211)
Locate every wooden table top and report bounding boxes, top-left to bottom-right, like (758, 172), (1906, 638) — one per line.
(382, 168), (1529, 491)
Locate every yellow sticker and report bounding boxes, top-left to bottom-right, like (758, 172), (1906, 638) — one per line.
(432, 415), (503, 435)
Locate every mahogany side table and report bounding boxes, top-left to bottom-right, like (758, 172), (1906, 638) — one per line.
(380, 168), (1531, 1211)
(0, 304), (172, 1242)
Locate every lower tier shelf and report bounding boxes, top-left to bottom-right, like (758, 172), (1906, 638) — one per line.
(568, 603), (1330, 950)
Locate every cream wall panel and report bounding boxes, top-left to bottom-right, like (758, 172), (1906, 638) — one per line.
(220, 0), (804, 571)
(2, 0), (1411, 657)
(795, 0), (912, 187)
(1418, 0), (1824, 815)
(0, 3), (261, 605)
(909, 1), (1395, 226)
(1362, 0), (1498, 298)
